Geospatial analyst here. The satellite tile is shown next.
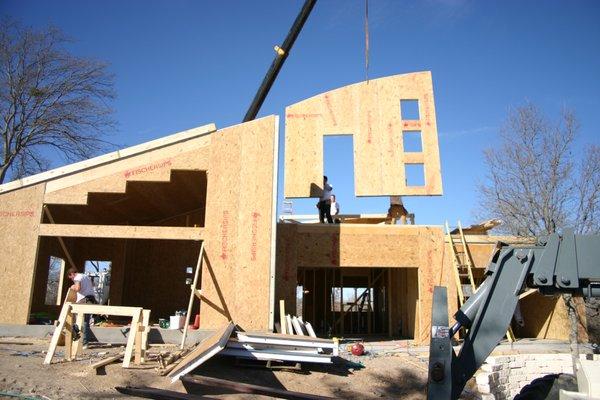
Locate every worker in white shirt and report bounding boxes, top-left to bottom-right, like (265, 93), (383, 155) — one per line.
(330, 194), (341, 223)
(316, 176), (334, 223)
(67, 267), (97, 347)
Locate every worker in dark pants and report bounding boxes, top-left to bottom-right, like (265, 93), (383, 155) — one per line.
(67, 267), (97, 348)
(316, 175), (334, 223)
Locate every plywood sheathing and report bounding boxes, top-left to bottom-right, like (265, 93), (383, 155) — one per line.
(0, 183), (45, 324)
(284, 71), (442, 198)
(44, 170), (208, 227)
(122, 239), (202, 319)
(275, 224), (454, 343)
(44, 135), (212, 205)
(200, 116), (279, 331)
(514, 292), (588, 342)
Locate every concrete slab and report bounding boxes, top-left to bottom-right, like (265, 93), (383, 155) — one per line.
(0, 324), (213, 346)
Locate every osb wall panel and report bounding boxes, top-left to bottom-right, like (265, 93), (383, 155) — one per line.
(0, 184), (45, 324)
(122, 239), (201, 319)
(275, 223), (299, 318)
(44, 135), (211, 205)
(274, 224), (453, 343)
(201, 116), (278, 331)
(514, 293), (587, 342)
(284, 71), (442, 198)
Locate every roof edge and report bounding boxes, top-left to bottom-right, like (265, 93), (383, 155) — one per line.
(0, 122), (217, 194)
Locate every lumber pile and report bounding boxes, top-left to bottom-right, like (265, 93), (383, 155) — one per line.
(222, 330), (338, 364)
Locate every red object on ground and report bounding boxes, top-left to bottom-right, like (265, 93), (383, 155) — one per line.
(351, 342), (365, 356)
(190, 314), (200, 330)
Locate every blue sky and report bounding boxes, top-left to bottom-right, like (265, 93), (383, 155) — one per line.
(3, 0), (599, 226)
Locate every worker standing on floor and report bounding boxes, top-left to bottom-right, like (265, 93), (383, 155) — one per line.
(330, 194), (341, 223)
(67, 267), (97, 348)
(316, 175), (334, 223)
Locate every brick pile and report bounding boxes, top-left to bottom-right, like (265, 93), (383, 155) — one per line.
(473, 354), (574, 400)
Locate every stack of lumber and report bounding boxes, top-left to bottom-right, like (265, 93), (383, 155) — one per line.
(168, 320), (338, 383)
(220, 315), (338, 364)
(222, 331), (338, 364)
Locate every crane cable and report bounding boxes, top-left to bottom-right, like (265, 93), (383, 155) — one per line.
(365, 0), (370, 83)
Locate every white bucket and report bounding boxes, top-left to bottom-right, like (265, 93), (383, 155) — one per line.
(169, 315), (184, 330)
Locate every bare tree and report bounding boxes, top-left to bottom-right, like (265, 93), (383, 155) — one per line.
(0, 19), (115, 184)
(479, 103), (600, 236)
(478, 102), (600, 346)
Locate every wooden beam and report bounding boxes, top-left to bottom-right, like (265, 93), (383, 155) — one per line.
(181, 375), (336, 400)
(181, 243), (204, 349)
(39, 224), (204, 241)
(519, 288), (537, 300)
(43, 301), (72, 364)
(91, 353), (124, 370)
(279, 300), (287, 334)
(115, 386), (214, 400)
(70, 304), (144, 317)
(123, 308), (142, 368)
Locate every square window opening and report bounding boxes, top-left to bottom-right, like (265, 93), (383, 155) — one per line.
(405, 163), (425, 187)
(403, 131), (423, 152)
(400, 99), (420, 120)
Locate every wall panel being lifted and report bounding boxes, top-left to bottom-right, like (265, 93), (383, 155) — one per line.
(284, 72), (442, 198)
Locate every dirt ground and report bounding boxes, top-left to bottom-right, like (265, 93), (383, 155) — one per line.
(0, 338), (431, 399)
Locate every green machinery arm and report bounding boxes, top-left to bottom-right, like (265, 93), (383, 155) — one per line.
(427, 230), (600, 399)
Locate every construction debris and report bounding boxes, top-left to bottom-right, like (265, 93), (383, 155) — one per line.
(168, 322), (235, 382)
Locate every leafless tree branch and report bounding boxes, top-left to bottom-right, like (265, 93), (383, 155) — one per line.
(0, 18), (116, 183)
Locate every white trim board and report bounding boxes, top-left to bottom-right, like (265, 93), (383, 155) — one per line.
(220, 348), (332, 364)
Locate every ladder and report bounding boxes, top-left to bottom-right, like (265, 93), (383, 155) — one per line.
(445, 221), (515, 342)
(445, 220), (476, 305)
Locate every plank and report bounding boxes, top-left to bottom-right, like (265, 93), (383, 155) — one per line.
(70, 304), (145, 317)
(181, 374), (336, 400)
(43, 302), (72, 364)
(39, 224), (204, 241)
(219, 348), (332, 364)
(91, 353), (124, 370)
(141, 309), (151, 362)
(115, 386), (216, 400)
(168, 322), (234, 382)
(304, 322), (322, 352)
(72, 311), (85, 358)
(279, 300), (287, 334)
(285, 315), (294, 335)
(123, 308), (142, 368)
(64, 311), (74, 361)
(135, 318), (143, 365)
(181, 243), (204, 349)
(236, 331), (336, 345)
(291, 317), (305, 336)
